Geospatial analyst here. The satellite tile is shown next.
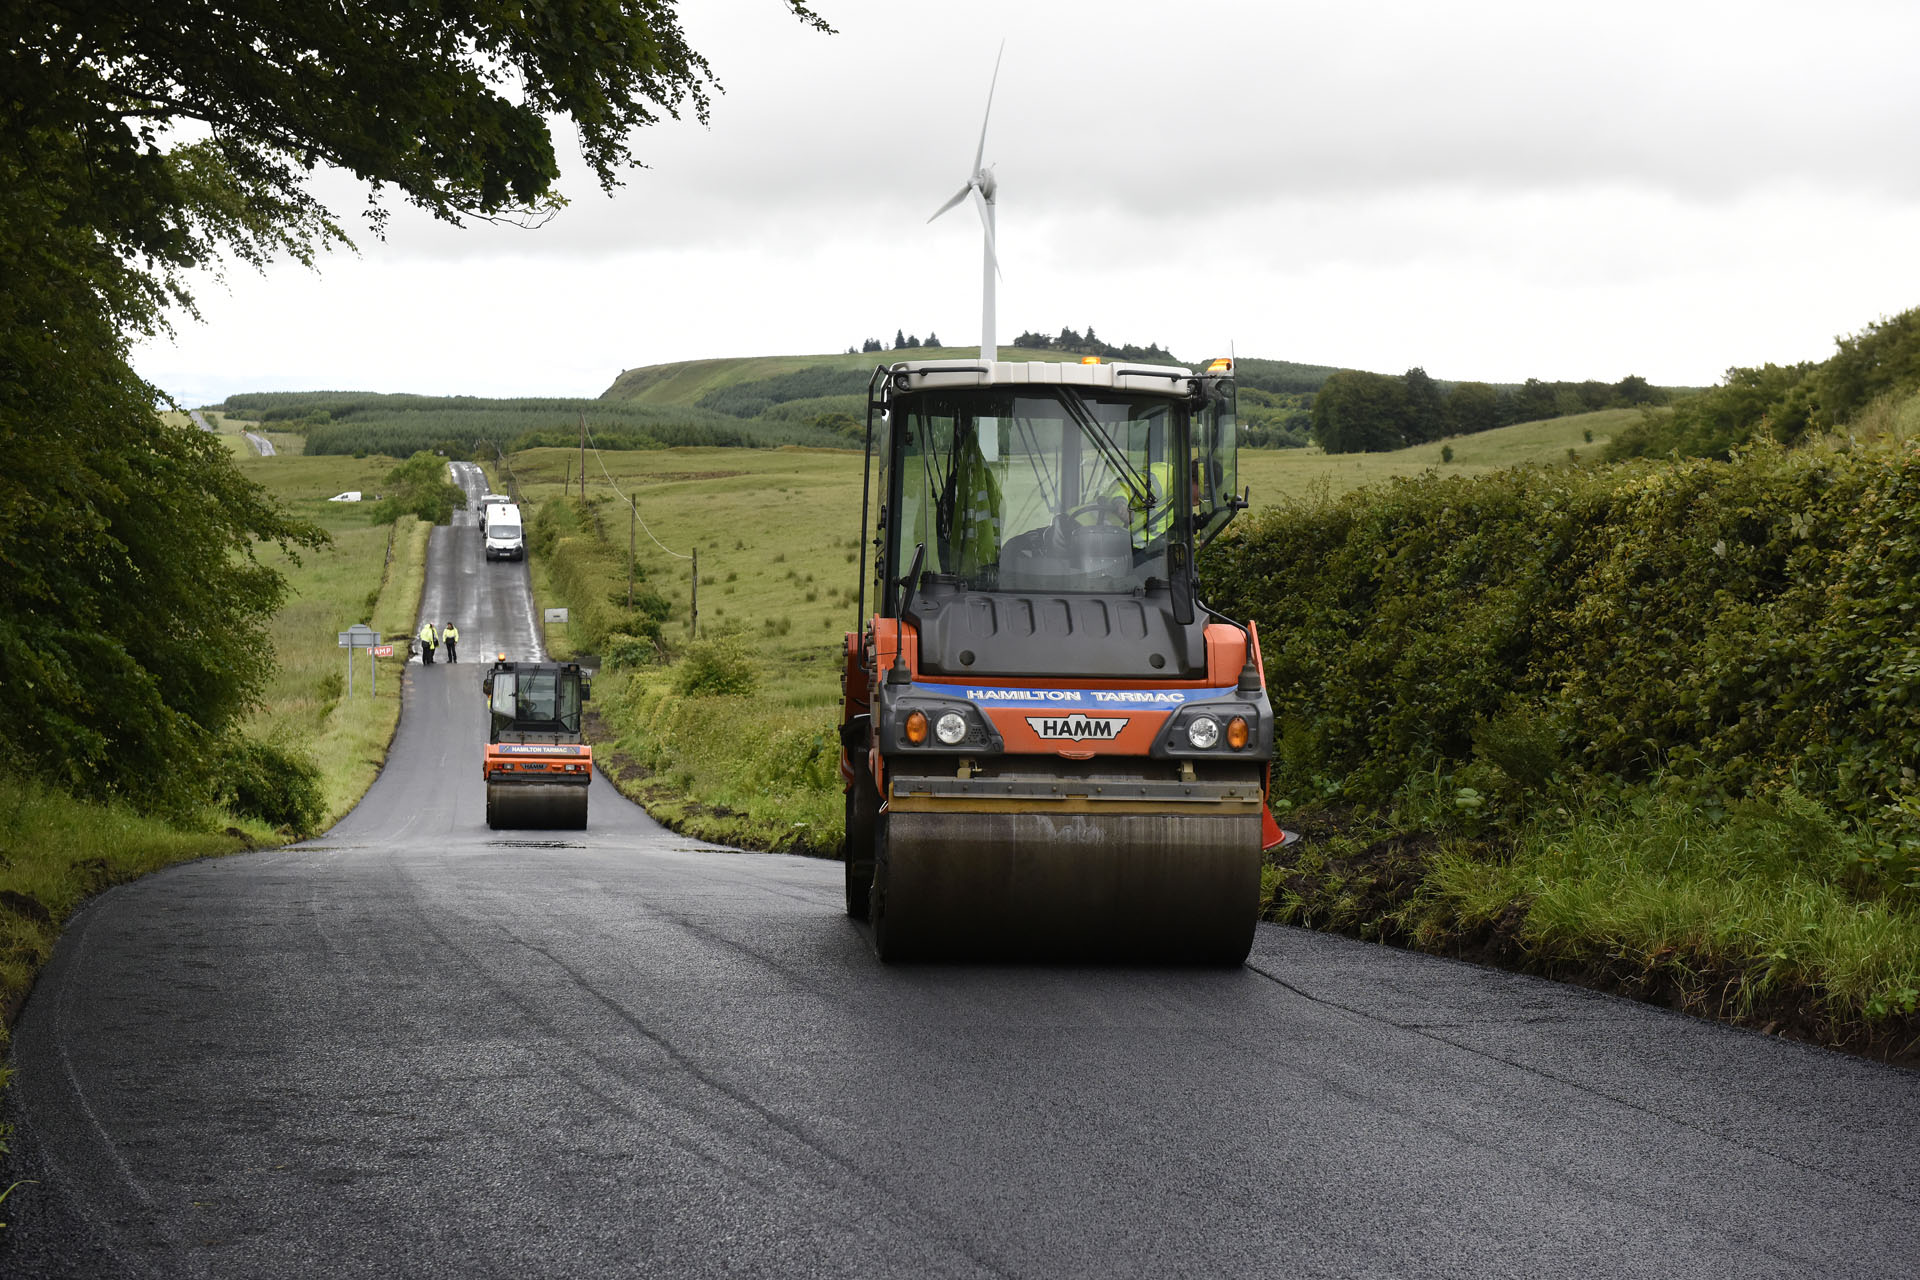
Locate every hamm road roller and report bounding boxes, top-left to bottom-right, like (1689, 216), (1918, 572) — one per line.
(839, 357), (1284, 963)
(482, 659), (593, 829)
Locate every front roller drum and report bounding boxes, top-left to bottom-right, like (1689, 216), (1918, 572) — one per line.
(486, 780), (588, 830)
(870, 809), (1262, 965)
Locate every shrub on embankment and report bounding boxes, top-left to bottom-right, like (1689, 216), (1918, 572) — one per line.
(529, 497), (672, 657)
(1206, 441), (1920, 1057)
(525, 494), (840, 854)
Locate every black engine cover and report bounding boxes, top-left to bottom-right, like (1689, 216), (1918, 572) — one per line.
(905, 584), (1209, 680)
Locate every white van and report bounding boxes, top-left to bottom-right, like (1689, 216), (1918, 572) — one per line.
(484, 504), (525, 561)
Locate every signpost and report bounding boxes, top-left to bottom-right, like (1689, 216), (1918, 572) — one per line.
(337, 623), (380, 697)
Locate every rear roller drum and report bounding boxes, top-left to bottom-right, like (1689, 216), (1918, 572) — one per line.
(486, 783), (589, 831)
(871, 809), (1262, 965)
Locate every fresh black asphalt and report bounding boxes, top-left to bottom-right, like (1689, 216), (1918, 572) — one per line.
(4, 464), (1918, 1277)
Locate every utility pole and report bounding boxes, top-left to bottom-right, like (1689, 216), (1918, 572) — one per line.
(691, 549), (699, 639)
(578, 412), (587, 500)
(628, 497), (636, 608)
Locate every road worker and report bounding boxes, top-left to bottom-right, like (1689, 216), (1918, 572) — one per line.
(442, 620), (459, 663)
(913, 424), (1002, 580)
(1107, 459), (1175, 544)
(418, 619), (438, 664)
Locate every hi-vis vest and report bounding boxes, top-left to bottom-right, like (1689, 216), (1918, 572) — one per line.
(443, 624), (459, 643)
(419, 622), (437, 644)
(951, 438), (1000, 576)
(1109, 460), (1175, 541)
(911, 436), (1002, 577)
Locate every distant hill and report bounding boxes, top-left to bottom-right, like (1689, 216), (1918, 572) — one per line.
(1231, 358), (1343, 395)
(599, 347), (1242, 442)
(599, 346), (1138, 408)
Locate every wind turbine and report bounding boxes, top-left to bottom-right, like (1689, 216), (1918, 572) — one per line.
(928, 44), (1005, 362)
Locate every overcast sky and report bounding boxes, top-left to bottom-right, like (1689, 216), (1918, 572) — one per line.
(135, 0), (1920, 406)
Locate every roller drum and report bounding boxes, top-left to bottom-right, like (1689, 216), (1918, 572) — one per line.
(485, 780), (588, 830)
(871, 808), (1261, 964)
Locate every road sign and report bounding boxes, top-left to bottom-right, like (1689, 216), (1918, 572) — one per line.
(544, 608), (569, 624)
(372, 644), (394, 657)
(336, 624), (380, 697)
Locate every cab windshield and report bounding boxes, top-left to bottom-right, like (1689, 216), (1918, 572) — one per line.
(891, 388), (1185, 594)
(489, 669), (581, 737)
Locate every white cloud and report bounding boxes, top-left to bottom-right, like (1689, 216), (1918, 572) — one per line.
(134, 0), (1920, 402)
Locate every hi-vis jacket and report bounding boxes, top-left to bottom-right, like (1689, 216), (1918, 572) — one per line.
(418, 622), (438, 645)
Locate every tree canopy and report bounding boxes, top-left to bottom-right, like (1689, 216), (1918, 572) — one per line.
(1312, 368), (1673, 454)
(1, 0), (828, 812)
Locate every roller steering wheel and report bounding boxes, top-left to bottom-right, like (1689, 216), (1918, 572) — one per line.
(1061, 496), (1128, 527)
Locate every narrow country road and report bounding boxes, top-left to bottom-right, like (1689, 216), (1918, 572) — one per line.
(4, 465), (1918, 1278)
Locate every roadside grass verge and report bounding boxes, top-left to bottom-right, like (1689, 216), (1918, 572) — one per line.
(1231, 433), (1920, 1061)
(242, 514), (426, 824)
(1265, 792), (1920, 1063)
(236, 453), (431, 826)
(589, 670), (840, 855)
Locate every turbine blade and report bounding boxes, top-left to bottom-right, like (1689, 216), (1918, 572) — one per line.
(927, 182), (971, 223)
(973, 41), (1005, 177)
(970, 186), (1002, 280)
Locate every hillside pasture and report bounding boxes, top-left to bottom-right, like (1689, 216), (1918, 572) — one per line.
(599, 346), (1157, 407)
(1239, 408), (1631, 502)
(219, 392), (819, 456)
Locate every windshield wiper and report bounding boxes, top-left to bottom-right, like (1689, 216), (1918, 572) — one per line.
(1052, 390), (1157, 515)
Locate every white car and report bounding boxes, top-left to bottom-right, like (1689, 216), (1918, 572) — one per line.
(328, 491), (363, 502)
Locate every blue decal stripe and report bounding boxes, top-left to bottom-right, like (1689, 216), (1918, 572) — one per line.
(915, 683), (1238, 711)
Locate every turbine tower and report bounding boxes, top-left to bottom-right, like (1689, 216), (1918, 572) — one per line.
(928, 45), (1005, 362)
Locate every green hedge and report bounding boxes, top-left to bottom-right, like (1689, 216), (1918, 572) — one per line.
(530, 498), (672, 656)
(1206, 443), (1920, 825)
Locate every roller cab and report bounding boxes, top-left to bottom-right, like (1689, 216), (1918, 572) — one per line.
(840, 358), (1277, 963)
(482, 660), (593, 830)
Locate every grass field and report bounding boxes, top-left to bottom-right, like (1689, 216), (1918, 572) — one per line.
(234, 450), (428, 825)
(1237, 409), (1633, 502)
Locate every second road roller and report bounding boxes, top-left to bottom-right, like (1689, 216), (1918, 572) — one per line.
(482, 658), (593, 829)
(839, 356), (1289, 963)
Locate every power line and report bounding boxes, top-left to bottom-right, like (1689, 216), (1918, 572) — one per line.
(581, 423), (693, 561)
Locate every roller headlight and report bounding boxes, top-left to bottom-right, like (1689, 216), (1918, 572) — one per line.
(935, 712), (968, 745)
(1186, 716), (1221, 749)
